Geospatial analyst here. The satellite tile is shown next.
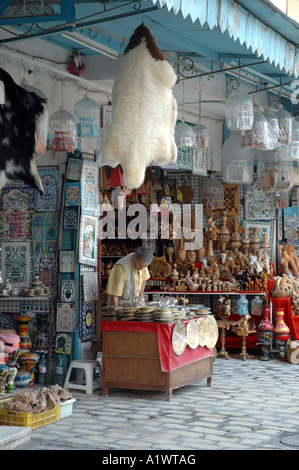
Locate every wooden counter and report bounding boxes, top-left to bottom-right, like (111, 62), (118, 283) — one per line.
(101, 321), (214, 401)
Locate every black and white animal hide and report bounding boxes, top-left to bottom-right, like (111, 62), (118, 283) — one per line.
(102, 24), (177, 189)
(0, 67), (47, 193)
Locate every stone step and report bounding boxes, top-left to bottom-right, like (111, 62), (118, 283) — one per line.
(0, 426), (31, 450)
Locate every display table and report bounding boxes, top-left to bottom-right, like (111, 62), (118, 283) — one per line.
(217, 320), (239, 359)
(231, 328), (257, 361)
(100, 320), (214, 401)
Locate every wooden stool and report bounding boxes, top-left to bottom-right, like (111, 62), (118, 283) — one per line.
(217, 320), (238, 359)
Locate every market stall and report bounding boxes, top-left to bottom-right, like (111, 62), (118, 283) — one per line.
(101, 315), (215, 401)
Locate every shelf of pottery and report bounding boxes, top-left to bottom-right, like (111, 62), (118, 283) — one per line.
(145, 211), (273, 298)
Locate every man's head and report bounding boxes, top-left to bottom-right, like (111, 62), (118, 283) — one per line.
(132, 246), (153, 271)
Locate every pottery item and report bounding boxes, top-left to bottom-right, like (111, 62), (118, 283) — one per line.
(218, 211), (230, 253)
(257, 305), (274, 361)
(177, 230), (186, 261)
(251, 227), (260, 256)
(17, 316), (32, 352)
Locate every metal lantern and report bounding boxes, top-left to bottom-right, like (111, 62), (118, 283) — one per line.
(49, 107), (77, 152)
(225, 90), (254, 132)
(74, 94), (100, 138)
(222, 131), (254, 184)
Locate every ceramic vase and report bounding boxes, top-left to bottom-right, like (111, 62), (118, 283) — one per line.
(0, 366), (9, 395)
(257, 305), (273, 361)
(7, 366), (18, 393)
(17, 316), (31, 352)
(274, 308), (290, 361)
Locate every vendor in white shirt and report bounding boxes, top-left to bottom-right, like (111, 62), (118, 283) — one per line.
(106, 246), (153, 307)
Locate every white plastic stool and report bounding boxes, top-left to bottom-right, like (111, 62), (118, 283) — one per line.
(64, 359), (100, 394)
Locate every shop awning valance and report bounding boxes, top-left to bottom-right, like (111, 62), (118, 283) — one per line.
(150, 0), (299, 77)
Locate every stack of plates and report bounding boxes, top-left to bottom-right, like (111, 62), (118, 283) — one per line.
(117, 307), (138, 321)
(136, 306), (155, 322)
(171, 310), (182, 321)
(187, 319), (200, 349)
(152, 309), (173, 323)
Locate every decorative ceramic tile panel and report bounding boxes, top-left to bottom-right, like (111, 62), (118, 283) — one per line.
(0, 241), (32, 287)
(56, 302), (76, 332)
(242, 220), (275, 258)
(36, 169), (60, 211)
(65, 182), (81, 206)
(81, 160), (100, 216)
(60, 279), (77, 303)
(32, 252), (56, 287)
(244, 180), (275, 220)
(82, 272), (99, 302)
(81, 301), (96, 342)
(55, 332), (72, 355)
(63, 206), (79, 230)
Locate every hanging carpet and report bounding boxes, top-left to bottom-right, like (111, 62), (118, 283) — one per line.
(102, 23), (177, 189)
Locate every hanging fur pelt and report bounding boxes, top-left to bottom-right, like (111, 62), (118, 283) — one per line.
(102, 23), (177, 189)
(0, 67), (46, 193)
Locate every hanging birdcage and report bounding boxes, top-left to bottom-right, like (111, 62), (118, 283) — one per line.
(222, 131), (254, 184)
(175, 119), (196, 148)
(194, 121), (209, 149)
(276, 104), (292, 145)
(263, 107), (280, 150)
(285, 118), (299, 161)
(241, 106), (269, 150)
(202, 174), (224, 213)
(74, 94), (100, 138)
(225, 90), (254, 132)
(95, 126), (109, 166)
(49, 107), (77, 152)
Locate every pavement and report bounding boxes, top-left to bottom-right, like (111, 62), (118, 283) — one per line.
(8, 352), (299, 452)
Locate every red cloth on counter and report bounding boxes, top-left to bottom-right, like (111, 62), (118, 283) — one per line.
(268, 278), (299, 340)
(100, 320), (214, 373)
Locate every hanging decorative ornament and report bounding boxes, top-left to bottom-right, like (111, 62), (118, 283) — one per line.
(108, 165), (124, 187)
(74, 94), (100, 138)
(49, 84), (77, 152)
(225, 90), (254, 132)
(222, 131), (254, 184)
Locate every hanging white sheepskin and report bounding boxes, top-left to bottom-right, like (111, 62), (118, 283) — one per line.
(102, 23), (177, 189)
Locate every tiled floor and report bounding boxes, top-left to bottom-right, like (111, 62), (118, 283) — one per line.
(13, 354), (299, 451)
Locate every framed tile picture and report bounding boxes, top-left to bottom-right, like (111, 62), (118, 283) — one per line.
(66, 156), (83, 181)
(59, 250), (76, 273)
(79, 215), (99, 266)
(80, 160), (100, 216)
